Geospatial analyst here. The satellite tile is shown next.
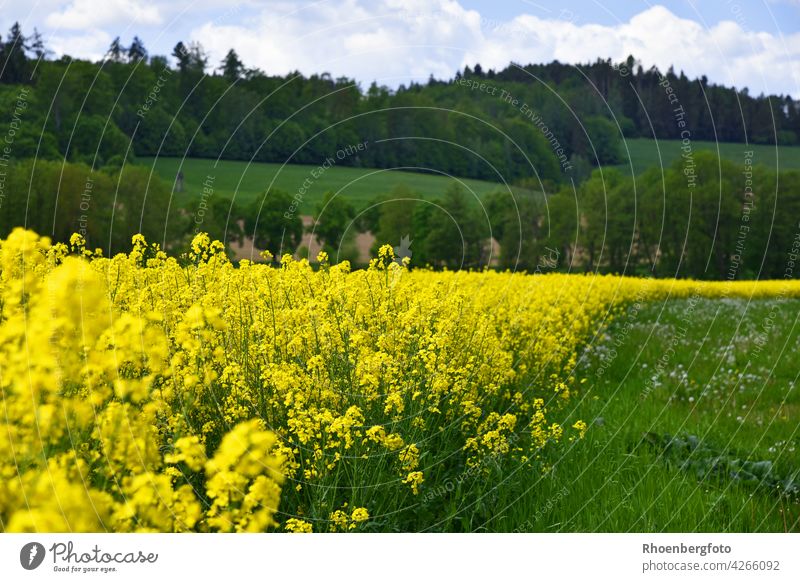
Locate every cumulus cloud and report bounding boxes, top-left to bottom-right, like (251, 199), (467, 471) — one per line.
(189, 0), (476, 85)
(29, 1), (800, 97)
(46, 28), (112, 62)
(469, 5), (800, 97)
(187, 2), (799, 97)
(46, 0), (163, 30)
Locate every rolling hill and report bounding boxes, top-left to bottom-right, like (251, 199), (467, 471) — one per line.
(614, 138), (800, 175)
(140, 156), (535, 213)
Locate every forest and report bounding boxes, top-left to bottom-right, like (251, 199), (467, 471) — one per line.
(1, 23), (798, 179)
(1, 23), (800, 279)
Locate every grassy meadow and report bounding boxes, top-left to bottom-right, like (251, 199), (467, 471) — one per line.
(138, 139), (800, 215)
(491, 297), (800, 532)
(614, 138), (800, 175)
(140, 156), (534, 213)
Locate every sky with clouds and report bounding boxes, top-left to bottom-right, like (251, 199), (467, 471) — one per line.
(5, 0), (800, 96)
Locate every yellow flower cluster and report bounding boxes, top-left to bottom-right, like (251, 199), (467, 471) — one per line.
(2, 227), (798, 532)
(0, 229), (283, 532)
(327, 506), (371, 532)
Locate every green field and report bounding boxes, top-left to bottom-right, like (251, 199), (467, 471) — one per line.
(485, 297), (800, 532)
(614, 138), (800, 175)
(139, 156), (531, 213)
(141, 139), (800, 215)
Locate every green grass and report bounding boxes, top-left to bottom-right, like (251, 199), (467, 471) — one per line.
(613, 138), (800, 175)
(436, 297), (800, 532)
(138, 156), (532, 213)
(139, 139), (800, 215)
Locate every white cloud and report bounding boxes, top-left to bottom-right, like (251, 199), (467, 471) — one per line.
(470, 5), (800, 97)
(186, 2), (799, 97)
(47, 28), (112, 62)
(46, 0), (162, 30)
(31, 1), (800, 97)
(190, 0), (484, 85)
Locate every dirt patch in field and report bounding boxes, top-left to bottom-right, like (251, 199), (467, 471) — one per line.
(230, 215), (375, 264)
(230, 216), (500, 266)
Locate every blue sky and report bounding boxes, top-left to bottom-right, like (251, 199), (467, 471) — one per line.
(459, 0), (800, 33)
(6, 0), (800, 95)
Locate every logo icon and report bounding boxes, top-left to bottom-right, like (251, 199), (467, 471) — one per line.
(20, 542), (46, 570)
(393, 235), (412, 265)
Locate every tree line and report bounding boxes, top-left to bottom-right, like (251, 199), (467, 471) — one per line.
(355, 152), (800, 280)
(0, 23), (798, 189)
(2, 23), (800, 278)
(179, 151), (800, 281)
(2, 151), (800, 280)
